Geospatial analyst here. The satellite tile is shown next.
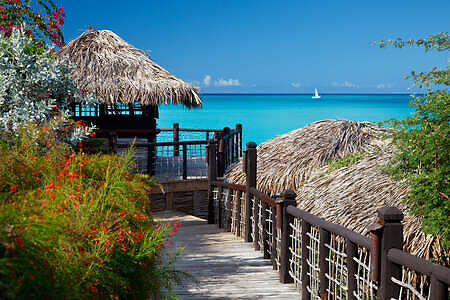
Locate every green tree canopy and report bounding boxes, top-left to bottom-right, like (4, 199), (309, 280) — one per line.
(378, 32), (449, 252)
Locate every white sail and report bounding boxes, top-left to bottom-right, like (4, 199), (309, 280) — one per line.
(312, 88), (320, 99)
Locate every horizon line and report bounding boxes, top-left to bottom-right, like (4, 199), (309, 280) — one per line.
(199, 92), (419, 96)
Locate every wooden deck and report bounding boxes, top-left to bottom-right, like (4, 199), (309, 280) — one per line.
(154, 211), (299, 300)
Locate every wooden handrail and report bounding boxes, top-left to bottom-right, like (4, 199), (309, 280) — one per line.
(286, 205), (371, 249)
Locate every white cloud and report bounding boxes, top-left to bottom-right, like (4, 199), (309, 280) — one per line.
(291, 82), (302, 88)
(376, 83), (393, 89)
(332, 81), (359, 88)
(203, 75), (211, 86)
(214, 78), (241, 87)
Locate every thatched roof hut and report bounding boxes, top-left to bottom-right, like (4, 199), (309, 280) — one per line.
(226, 120), (447, 263)
(58, 29), (201, 107)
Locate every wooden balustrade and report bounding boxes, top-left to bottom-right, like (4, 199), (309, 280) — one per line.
(207, 141), (450, 300)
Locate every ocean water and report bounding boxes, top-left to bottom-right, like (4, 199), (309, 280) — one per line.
(157, 94), (414, 146)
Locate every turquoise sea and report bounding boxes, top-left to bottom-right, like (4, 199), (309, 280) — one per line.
(157, 94), (414, 146)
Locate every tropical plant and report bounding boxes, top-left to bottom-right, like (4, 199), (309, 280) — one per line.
(377, 32), (449, 250)
(0, 0), (65, 47)
(0, 28), (97, 145)
(0, 124), (184, 299)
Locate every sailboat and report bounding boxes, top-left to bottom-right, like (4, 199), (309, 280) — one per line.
(312, 88), (320, 99)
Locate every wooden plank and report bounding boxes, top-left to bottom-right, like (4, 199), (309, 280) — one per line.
(154, 211), (299, 300)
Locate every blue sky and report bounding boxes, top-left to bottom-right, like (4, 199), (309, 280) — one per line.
(60, 0), (449, 93)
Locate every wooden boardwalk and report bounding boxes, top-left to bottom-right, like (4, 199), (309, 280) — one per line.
(154, 211), (299, 300)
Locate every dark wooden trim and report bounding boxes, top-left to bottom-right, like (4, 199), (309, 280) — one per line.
(249, 187), (277, 207)
(387, 248), (450, 285)
(346, 239), (358, 300)
(244, 142), (257, 243)
(226, 187), (233, 232)
(261, 200), (270, 259)
(377, 207), (403, 300)
(182, 144), (187, 179)
(286, 206), (370, 249)
(319, 228), (331, 296)
(236, 190), (242, 237)
(253, 194), (261, 251)
(301, 220), (311, 300)
(207, 142), (217, 224)
(271, 205), (277, 270)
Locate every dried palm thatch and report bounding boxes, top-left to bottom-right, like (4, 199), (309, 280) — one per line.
(58, 29), (201, 107)
(226, 120), (447, 263)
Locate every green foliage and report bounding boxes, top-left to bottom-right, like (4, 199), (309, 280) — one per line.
(378, 33), (450, 249)
(0, 124), (184, 299)
(326, 151), (365, 173)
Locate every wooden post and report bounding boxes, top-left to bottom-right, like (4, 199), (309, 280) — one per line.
(226, 188), (233, 232)
(253, 194), (261, 251)
(147, 135), (155, 175)
(377, 206), (404, 300)
(280, 189), (297, 284)
(217, 133), (224, 177)
(261, 200), (270, 259)
(207, 141), (217, 224)
(173, 123), (179, 156)
(217, 185), (223, 228)
(271, 205), (278, 270)
(429, 275), (447, 300)
(236, 124), (242, 158)
(302, 220), (311, 300)
(244, 142), (257, 243)
(236, 190), (242, 237)
(346, 239), (358, 300)
(319, 228), (331, 297)
(182, 144), (187, 179)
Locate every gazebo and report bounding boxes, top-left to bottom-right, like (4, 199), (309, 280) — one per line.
(58, 28), (201, 144)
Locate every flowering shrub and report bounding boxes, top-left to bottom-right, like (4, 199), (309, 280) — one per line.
(0, 124), (184, 299)
(0, 28), (98, 145)
(0, 0), (65, 48)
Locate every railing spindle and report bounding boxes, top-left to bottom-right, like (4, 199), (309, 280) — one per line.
(182, 144), (187, 179)
(377, 207), (403, 300)
(245, 142), (257, 243)
(280, 189), (297, 284)
(236, 190), (242, 237)
(253, 195), (261, 251)
(301, 220), (311, 300)
(271, 205), (277, 270)
(346, 239), (357, 300)
(173, 123), (179, 156)
(319, 228), (330, 297)
(207, 141), (217, 224)
(262, 200), (270, 259)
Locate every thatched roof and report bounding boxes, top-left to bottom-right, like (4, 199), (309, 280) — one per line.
(226, 120), (447, 263)
(58, 29), (202, 107)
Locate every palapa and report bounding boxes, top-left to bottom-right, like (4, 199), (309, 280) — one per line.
(226, 120), (448, 264)
(58, 29), (201, 107)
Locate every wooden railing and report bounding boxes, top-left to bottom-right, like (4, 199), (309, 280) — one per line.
(114, 123), (243, 181)
(207, 141), (450, 300)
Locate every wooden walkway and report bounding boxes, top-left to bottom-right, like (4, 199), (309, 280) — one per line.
(154, 211), (299, 300)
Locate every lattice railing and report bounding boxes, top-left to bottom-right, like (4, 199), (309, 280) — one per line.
(288, 218), (302, 291)
(207, 141), (449, 300)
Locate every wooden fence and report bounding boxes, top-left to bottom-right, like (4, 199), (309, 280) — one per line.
(114, 123), (243, 180)
(207, 141), (450, 300)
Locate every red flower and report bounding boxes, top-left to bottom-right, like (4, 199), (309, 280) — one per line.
(90, 287), (97, 294)
(119, 211), (126, 216)
(10, 185), (17, 191)
(16, 237), (23, 249)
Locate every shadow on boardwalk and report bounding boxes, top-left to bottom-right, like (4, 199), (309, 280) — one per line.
(154, 211), (299, 300)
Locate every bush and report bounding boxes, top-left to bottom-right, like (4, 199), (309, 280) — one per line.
(0, 124), (184, 299)
(0, 28), (98, 145)
(378, 33), (449, 250)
